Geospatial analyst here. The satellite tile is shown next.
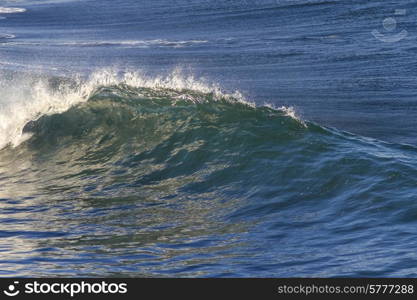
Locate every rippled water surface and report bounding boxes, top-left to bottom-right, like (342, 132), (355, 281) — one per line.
(0, 0), (417, 277)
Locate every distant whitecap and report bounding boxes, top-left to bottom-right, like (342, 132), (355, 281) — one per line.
(60, 39), (208, 48)
(0, 34), (15, 39)
(1, 39), (209, 48)
(0, 7), (27, 14)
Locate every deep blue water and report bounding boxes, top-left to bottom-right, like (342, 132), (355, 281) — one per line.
(0, 0), (417, 277)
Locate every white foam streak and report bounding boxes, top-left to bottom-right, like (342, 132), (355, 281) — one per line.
(0, 7), (26, 14)
(3, 39), (208, 48)
(0, 34), (15, 39)
(66, 39), (208, 48)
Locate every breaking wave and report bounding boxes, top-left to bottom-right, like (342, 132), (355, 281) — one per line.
(0, 69), (300, 150)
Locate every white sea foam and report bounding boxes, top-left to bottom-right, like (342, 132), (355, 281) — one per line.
(0, 7), (26, 14)
(264, 102), (306, 126)
(0, 34), (15, 39)
(65, 39), (208, 48)
(0, 74), (89, 149)
(4, 39), (208, 48)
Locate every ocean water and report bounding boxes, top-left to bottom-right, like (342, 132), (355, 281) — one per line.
(0, 0), (417, 277)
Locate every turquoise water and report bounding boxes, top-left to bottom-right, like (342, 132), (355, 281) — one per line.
(0, 0), (417, 277)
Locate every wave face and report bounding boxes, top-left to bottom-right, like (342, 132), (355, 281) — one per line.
(1, 72), (417, 277)
(2, 0), (417, 278)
